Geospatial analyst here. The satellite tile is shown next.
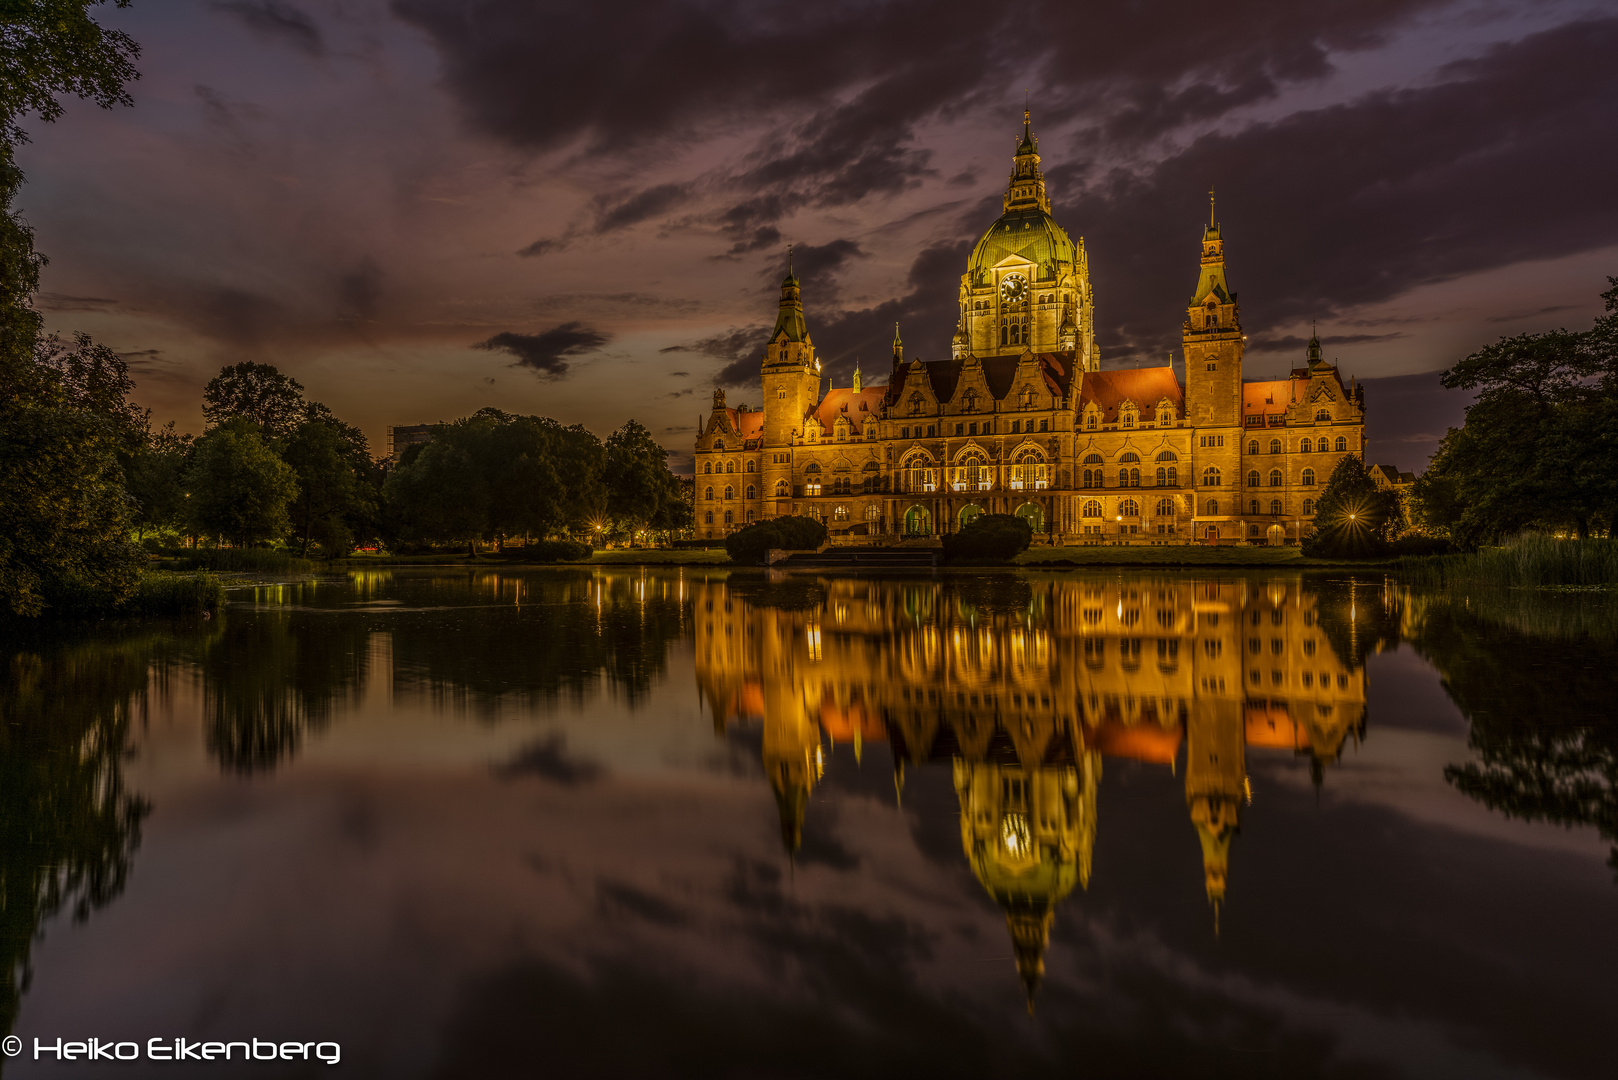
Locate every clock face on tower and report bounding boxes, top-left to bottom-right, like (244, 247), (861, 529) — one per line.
(1000, 273), (1028, 304)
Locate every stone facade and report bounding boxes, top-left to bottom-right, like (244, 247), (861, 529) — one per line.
(694, 114), (1366, 545)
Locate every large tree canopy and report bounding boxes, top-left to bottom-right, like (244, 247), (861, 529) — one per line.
(202, 361), (307, 439)
(1416, 281), (1618, 544)
(185, 419), (299, 548)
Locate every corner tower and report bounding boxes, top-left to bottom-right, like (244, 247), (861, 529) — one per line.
(1182, 196), (1243, 426)
(761, 260), (821, 514)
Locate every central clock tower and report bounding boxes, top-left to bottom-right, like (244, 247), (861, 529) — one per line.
(954, 110), (1098, 368)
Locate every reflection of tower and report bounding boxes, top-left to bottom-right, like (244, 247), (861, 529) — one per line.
(1185, 700), (1245, 916)
(954, 750), (1098, 1011)
(761, 618), (821, 855)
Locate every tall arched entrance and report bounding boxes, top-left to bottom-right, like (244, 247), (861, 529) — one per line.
(959, 504), (983, 528)
(904, 505), (933, 536)
(1015, 502), (1044, 532)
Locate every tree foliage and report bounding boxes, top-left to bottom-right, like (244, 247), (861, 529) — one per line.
(604, 419), (687, 541)
(202, 361), (307, 439)
(1415, 281), (1618, 544)
(281, 404), (378, 555)
(724, 515), (827, 564)
(384, 409), (606, 551)
(1302, 455), (1401, 558)
(941, 513), (1034, 562)
(185, 419), (299, 548)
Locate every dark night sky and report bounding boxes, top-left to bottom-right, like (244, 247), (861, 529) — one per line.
(20, 0), (1618, 471)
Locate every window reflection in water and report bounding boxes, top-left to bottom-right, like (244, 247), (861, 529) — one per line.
(696, 574), (1369, 1008)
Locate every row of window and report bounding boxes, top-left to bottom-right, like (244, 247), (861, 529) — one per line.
(1246, 436), (1349, 454)
(708, 468), (1319, 498)
(703, 459), (754, 474)
(1082, 466), (1178, 488)
(895, 418), (1051, 439)
(1202, 466), (1316, 487)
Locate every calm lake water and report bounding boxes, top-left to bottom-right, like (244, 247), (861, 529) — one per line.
(3, 567), (1615, 1078)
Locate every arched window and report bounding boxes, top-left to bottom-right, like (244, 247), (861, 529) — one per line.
(1082, 500), (1102, 518)
(704, 487), (714, 501)
(1300, 438), (1313, 453)
(1249, 524), (1261, 538)
(723, 485), (733, 500)
(745, 485), (755, 500)
(703, 462), (712, 474)
(1202, 467), (1221, 486)
(714, 442), (724, 452)
(1155, 497), (1175, 516)
(1167, 466), (1177, 486)
(1268, 469), (1282, 487)
(1270, 499), (1282, 515)
(1206, 500), (1218, 515)
(1302, 468), (1316, 486)
(1121, 499), (1140, 517)
(1247, 470), (1260, 488)
(1303, 498), (1315, 514)
(1316, 409), (1331, 421)
(775, 479), (788, 497)
(1335, 436), (1348, 452)
(833, 506), (849, 522)
(724, 509), (733, 524)
(1155, 466), (1166, 486)
(1086, 412), (1098, 430)
(1084, 453), (1104, 464)
(704, 511), (713, 524)
(1249, 499), (1259, 515)
(1013, 450), (1046, 489)
(1156, 450), (1178, 462)
(746, 461), (755, 472)
(725, 461), (734, 473)
(1122, 409), (1136, 428)
(746, 508), (756, 522)
(1118, 468), (1129, 487)
(1247, 440), (1258, 455)
(1120, 452), (1140, 464)
(865, 504), (879, 521)
(1206, 356), (1217, 371)
(1269, 438), (1282, 454)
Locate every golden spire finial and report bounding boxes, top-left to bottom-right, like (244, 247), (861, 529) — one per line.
(1209, 187), (1216, 229)
(787, 243), (794, 275)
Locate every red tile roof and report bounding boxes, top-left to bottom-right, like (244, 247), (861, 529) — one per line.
(809, 386), (887, 433)
(718, 407), (764, 439)
(1242, 379), (1301, 415)
(1077, 366), (1182, 422)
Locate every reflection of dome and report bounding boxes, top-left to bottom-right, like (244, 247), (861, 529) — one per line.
(954, 757), (1095, 1011)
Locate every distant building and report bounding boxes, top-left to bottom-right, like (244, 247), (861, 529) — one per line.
(387, 424), (438, 460)
(1368, 463), (1416, 494)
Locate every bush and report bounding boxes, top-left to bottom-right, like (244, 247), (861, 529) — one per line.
(525, 539), (593, 562)
(724, 515), (827, 565)
(941, 513), (1033, 562)
(1389, 534), (1456, 557)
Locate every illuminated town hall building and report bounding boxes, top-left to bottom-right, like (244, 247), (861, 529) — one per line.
(694, 113), (1367, 545)
(695, 573), (1369, 1006)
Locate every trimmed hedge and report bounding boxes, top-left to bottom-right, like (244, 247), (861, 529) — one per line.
(724, 515), (827, 565)
(525, 539), (594, 562)
(941, 513), (1033, 562)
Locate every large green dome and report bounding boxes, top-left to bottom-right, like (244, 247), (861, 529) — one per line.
(968, 207), (1077, 286)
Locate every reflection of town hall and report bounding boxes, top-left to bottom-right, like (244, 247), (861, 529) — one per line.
(694, 574), (1368, 1006)
(694, 112), (1366, 545)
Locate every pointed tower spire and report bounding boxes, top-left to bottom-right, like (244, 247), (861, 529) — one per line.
(892, 322), (903, 367)
(852, 359), (862, 393)
(1004, 106), (1049, 213)
(771, 250), (809, 344)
